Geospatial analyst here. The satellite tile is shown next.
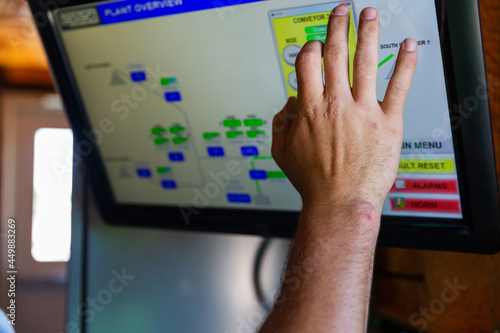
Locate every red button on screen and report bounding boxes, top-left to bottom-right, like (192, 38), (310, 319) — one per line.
(391, 178), (458, 194)
(390, 197), (461, 213)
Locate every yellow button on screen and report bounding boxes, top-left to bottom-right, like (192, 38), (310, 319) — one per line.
(398, 159), (456, 174)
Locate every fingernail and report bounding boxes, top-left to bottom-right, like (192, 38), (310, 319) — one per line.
(333, 5), (349, 16)
(362, 7), (377, 20)
(404, 38), (417, 51)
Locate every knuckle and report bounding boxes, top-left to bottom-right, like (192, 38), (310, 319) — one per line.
(355, 60), (373, 77)
(384, 101), (401, 112)
(397, 54), (418, 72)
(324, 44), (347, 63)
(360, 20), (379, 38)
(354, 100), (371, 113)
(326, 95), (344, 115)
(273, 108), (295, 132)
(399, 61), (416, 72)
(325, 71), (346, 87)
(389, 82), (406, 97)
(285, 113), (296, 125)
(272, 112), (282, 126)
(329, 15), (348, 30)
(301, 102), (319, 120)
(296, 47), (319, 67)
(272, 122), (285, 134)
(356, 37), (375, 51)
(272, 112), (282, 124)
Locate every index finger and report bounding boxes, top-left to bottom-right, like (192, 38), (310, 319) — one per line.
(295, 40), (325, 104)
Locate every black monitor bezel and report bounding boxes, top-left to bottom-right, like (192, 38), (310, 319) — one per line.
(28, 0), (500, 253)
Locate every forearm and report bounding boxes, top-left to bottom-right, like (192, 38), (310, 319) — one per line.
(260, 202), (380, 333)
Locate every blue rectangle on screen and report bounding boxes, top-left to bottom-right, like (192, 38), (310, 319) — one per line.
(130, 71), (146, 82)
(249, 170), (267, 180)
(136, 168), (151, 178)
(97, 0), (266, 25)
(161, 180), (177, 189)
(168, 152), (184, 162)
(164, 91), (182, 102)
(241, 146), (258, 156)
(207, 147), (224, 157)
(227, 193), (252, 203)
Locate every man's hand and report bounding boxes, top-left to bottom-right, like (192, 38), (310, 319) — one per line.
(272, 5), (417, 215)
(260, 6), (417, 332)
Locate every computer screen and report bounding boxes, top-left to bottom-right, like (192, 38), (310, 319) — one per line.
(30, 0), (499, 252)
(51, 0), (462, 218)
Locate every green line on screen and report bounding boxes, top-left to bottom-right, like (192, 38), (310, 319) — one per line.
(378, 54), (394, 68)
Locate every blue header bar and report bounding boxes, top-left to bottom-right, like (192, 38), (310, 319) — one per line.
(97, 0), (265, 25)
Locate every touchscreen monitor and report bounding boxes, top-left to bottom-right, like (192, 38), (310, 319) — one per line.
(29, 0), (500, 252)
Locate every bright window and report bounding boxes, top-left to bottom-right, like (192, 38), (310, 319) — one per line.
(32, 128), (73, 262)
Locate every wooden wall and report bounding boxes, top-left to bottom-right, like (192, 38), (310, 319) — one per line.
(0, 3), (52, 87)
(373, 1), (500, 331)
